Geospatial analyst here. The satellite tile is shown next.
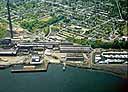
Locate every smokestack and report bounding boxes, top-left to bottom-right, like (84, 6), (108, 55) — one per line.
(7, 0), (13, 38)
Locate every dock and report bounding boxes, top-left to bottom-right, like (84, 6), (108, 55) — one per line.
(0, 65), (10, 69)
(11, 61), (49, 73)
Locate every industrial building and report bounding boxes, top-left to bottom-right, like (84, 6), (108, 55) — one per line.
(60, 45), (93, 53)
(17, 41), (73, 48)
(17, 41), (71, 49)
(30, 54), (42, 65)
(101, 51), (128, 59)
(59, 42), (73, 46)
(94, 51), (128, 64)
(0, 48), (18, 56)
(17, 42), (56, 49)
(65, 53), (84, 62)
(0, 38), (14, 48)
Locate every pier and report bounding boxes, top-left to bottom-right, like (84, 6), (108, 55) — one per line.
(11, 61), (49, 73)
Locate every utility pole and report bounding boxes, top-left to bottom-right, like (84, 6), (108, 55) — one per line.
(7, 0), (13, 38)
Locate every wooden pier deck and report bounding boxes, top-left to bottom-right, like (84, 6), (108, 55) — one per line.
(11, 61), (49, 73)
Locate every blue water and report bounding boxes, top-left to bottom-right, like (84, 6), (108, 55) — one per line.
(0, 64), (124, 92)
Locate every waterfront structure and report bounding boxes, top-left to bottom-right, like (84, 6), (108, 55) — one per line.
(17, 42), (73, 48)
(0, 38), (12, 44)
(0, 0), (127, 79)
(30, 54), (42, 65)
(95, 55), (101, 63)
(98, 59), (125, 64)
(0, 48), (18, 56)
(17, 42), (58, 48)
(106, 59), (125, 64)
(60, 45), (93, 53)
(0, 38), (14, 48)
(32, 46), (44, 51)
(95, 51), (128, 64)
(60, 42), (73, 46)
(65, 53), (84, 62)
(44, 49), (52, 56)
(101, 51), (128, 59)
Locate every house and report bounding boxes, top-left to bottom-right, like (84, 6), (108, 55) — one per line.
(120, 36), (128, 41)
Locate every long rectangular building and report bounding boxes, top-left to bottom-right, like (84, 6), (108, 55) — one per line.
(66, 53), (84, 61)
(101, 51), (128, 59)
(60, 45), (93, 53)
(17, 42), (58, 49)
(0, 48), (18, 56)
(17, 41), (73, 49)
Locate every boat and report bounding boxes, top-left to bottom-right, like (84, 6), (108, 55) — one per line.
(62, 63), (66, 71)
(63, 66), (66, 71)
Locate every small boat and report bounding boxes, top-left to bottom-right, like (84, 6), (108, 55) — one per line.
(63, 66), (66, 71)
(62, 63), (66, 71)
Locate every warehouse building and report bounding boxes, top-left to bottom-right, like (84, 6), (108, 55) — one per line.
(17, 42), (59, 49)
(60, 45), (93, 53)
(101, 51), (128, 59)
(30, 53), (42, 65)
(0, 48), (18, 56)
(66, 53), (84, 61)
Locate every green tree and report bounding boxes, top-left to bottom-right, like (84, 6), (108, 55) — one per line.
(0, 23), (7, 38)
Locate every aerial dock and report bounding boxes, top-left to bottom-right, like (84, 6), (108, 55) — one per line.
(11, 61), (49, 73)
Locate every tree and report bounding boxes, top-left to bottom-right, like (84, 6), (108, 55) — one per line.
(112, 40), (121, 49)
(0, 23), (7, 38)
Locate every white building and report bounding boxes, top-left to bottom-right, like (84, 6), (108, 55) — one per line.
(101, 51), (128, 59)
(30, 54), (42, 65)
(120, 36), (128, 41)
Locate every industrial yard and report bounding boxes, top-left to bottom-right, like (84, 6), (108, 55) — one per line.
(0, 37), (127, 78)
(0, 0), (128, 79)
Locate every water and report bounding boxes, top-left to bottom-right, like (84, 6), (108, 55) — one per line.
(0, 64), (125, 92)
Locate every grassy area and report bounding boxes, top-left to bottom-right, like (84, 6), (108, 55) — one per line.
(43, 27), (50, 36)
(66, 37), (128, 49)
(0, 22), (7, 38)
(51, 25), (60, 32)
(41, 16), (53, 22)
(20, 15), (64, 34)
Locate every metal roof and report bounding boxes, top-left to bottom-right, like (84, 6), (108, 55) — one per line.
(60, 46), (93, 53)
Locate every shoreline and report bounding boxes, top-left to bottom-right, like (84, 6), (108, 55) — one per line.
(64, 62), (128, 79)
(0, 62), (127, 79)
